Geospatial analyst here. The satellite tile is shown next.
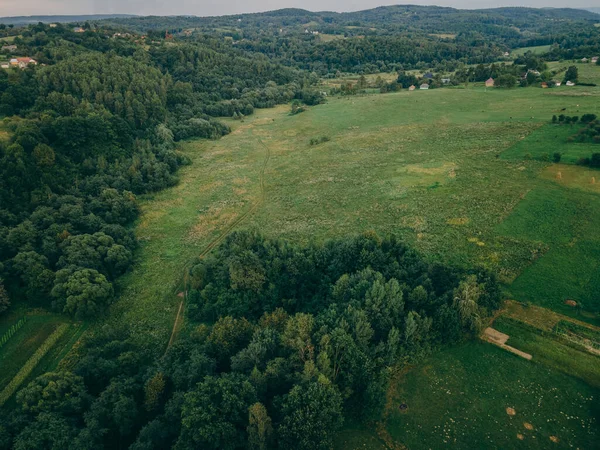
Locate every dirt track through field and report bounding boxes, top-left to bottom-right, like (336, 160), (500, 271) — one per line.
(165, 138), (271, 351)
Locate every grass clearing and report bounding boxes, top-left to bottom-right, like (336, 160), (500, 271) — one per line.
(385, 342), (599, 449)
(512, 45), (552, 56)
(500, 123), (599, 164)
(493, 316), (600, 386)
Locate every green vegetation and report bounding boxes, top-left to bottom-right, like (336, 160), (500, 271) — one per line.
(385, 342), (599, 449)
(493, 316), (600, 386)
(501, 124), (599, 164)
(0, 316), (25, 349)
(512, 45), (552, 56)
(0, 322), (69, 405)
(1, 6), (600, 450)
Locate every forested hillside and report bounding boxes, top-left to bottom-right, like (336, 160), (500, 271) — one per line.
(0, 22), (318, 322)
(100, 6), (600, 73)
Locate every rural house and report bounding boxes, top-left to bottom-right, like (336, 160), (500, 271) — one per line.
(441, 78), (451, 84)
(408, 85), (416, 91)
(566, 81), (575, 86)
(541, 82), (548, 88)
(555, 82), (562, 87)
(592, 57), (599, 64)
(73, 27), (85, 33)
(420, 83), (429, 90)
(485, 78), (494, 87)
(10, 57), (37, 68)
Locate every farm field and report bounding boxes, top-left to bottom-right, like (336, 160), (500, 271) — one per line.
(0, 311), (83, 406)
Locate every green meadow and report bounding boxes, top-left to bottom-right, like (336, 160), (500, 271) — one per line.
(512, 45), (553, 56)
(385, 342), (598, 450)
(102, 65), (600, 352)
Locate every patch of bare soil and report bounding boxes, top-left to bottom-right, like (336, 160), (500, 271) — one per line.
(506, 407), (516, 416)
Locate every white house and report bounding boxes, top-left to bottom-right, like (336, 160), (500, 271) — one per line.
(566, 81), (575, 86)
(420, 83), (429, 90)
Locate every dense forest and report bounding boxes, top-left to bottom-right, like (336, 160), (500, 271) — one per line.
(0, 232), (501, 449)
(102, 6), (600, 73)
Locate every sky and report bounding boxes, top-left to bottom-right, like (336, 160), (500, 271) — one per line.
(0, 0), (597, 18)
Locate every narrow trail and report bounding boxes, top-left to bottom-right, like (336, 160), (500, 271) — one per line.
(165, 138), (271, 352)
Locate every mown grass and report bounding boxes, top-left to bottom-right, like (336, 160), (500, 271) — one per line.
(497, 183), (600, 322)
(512, 45), (552, 56)
(493, 316), (600, 387)
(501, 123), (599, 164)
(386, 342), (599, 450)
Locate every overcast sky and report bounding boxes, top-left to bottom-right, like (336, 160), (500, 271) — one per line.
(0, 0), (596, 17)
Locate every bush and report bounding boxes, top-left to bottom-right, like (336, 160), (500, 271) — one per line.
(553, 152), (561, 163)
(309, 136), (331, 146)
(581, 114), (597, 124)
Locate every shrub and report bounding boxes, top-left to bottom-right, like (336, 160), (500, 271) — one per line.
(553, 153), (561, 163)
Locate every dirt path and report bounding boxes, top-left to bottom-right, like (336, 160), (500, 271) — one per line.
(482, 327), (533, 360)
(165, 139), (271, 351)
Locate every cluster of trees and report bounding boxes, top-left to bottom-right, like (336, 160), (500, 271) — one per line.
(570, 118), (600, 146)
(0, 232), (501, 449)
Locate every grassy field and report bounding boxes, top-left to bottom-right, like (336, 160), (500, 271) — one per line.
(96, 65), (600, 353)
(512, 45), (552, 56)
(493, 316), (600, 387)
(384, 342), (598, 450)
(500, 123), (598, 164)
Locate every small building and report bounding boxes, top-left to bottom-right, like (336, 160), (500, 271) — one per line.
(541, 82), (548, 88)
(592, 57), (599, 64)
(423, 72), (434, 79)
(420, 83), (429, 90)
(49, 23), (58, 28)
(441, 78), (451, 84)
(503, 51), (510, 57)
(408, 85), (416, 91)
(555, 82), (562, 87)
(581, 57), (588, 63)
(485, 77), (494, 87)
(1, 63), (9, 69)
(10, 57), (37, 68)
(73, 27), (85, 33)
(1, 45), (17, 52)
(566, 81), (575, 86)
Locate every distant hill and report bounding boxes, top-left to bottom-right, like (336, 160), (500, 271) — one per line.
(585, 8), (600, 15)
(0, 14), (136, 26)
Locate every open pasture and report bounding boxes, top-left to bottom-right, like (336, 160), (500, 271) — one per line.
(384, 342), (599, 450)
(108, 70), (600, 350)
